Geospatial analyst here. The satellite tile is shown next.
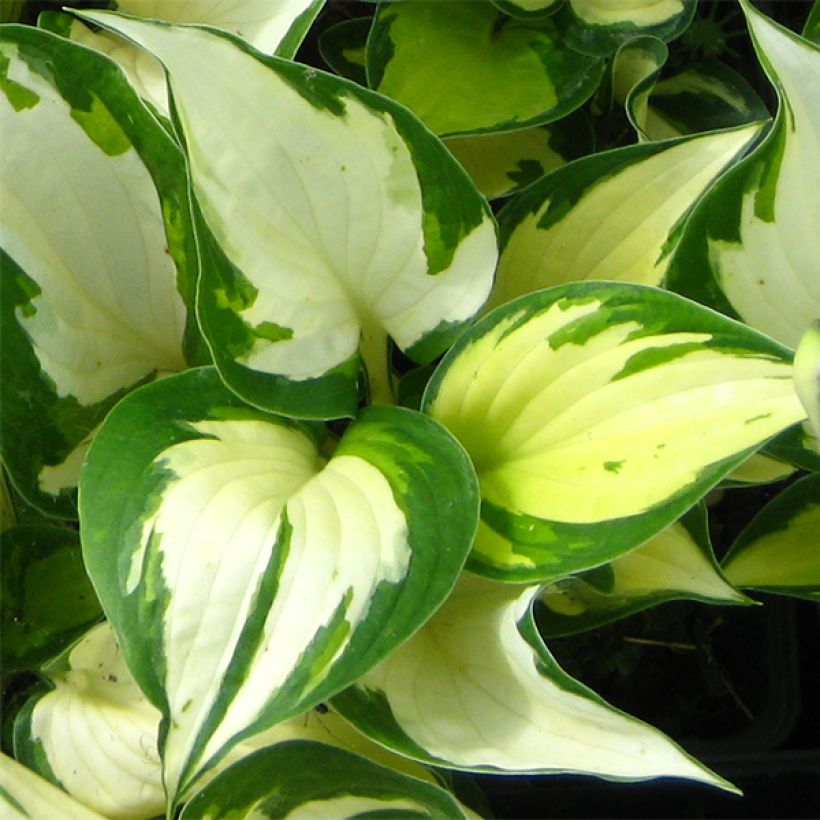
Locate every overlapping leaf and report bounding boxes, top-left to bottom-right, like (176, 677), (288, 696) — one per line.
(44, 0), (325, 114)
(77, 9), (497, 418)
(490, 120), (762, 305)
(0, 26), (200, 517)
(556, 0), (697, 56)
(444, 113), (593, 200)
(13, 623), (166, 819)
(722, 474), (820, 600)
(0, 752), (104, 820)
(180, 741), (470, 819)
(537, 507), (748, 638)
(1, 526), (101, 672)
(423, 283), (806, 581)
(79, 367), (478, 804)
(666, 1), (820, 349)
(367, 1), (604, 136)
(332, 573), (733, 789)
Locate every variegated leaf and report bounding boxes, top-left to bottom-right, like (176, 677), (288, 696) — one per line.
(666, 2), (820, 349)
(611, 35), (668, 140)
(766, 422), (820, 474)
(493, 0), (563, 21)
(444, 113), (593, 200)
(422, 283), (806, 581)
(643, 59), (769, 141)
(332, 573), (733, 789)
(43, 0), (325, 114)
(76, 9), (497, 418)
(0, 752), (104, 820)
(0, 26), (201, 517)
(79, 367), (478, 804)
(557, 0), (697, 56)
(1, 526), (101, 673)
(179, 740), (470, 819)
(367, 1), (604, 137)
(491, 123), (763, 309)
(537, 506), (748, 638)
(722, 473), (820, 600)
(13, 623), (165, 820)
(12, 621), (444, 819)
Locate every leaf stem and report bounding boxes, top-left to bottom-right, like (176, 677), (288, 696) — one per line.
(360, 320), (395, 406)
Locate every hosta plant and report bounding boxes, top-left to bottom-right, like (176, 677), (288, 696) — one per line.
(1, 0), (818, 817)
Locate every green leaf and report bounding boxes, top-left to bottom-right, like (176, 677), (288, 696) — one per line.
(13, 622), (166, 819)
(76, 10), (497, 419)
(0, 752), (104, 820)
(422, 282), (806, 582)
(492, 122), (763, 308)
(367, 1), (604, 137)
(666, 2), (820, 349)
(179, 740), (469, 819)
(537, 506), (749, 638)
(803, 1), (820, 45)
(332, 573), (733, 790)
(644, 59), (770, 140)
(556, 0), (697, 57)
(1, 526), (101, 673)
(443, 111), (593, 200)
(46, 0), (326, 114)
(318, 17), (370, 86)
(0, 26), (201, 518)
(722, 473), (820, 600)
(79, 367), (479, 805)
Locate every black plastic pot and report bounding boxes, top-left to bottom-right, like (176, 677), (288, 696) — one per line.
(475, 596), (820, 819)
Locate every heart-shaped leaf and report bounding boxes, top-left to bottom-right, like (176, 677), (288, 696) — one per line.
(332, 573), (733, 790)
(492, 122), (763, 308)
(73, 9), (498, 419)
(666, 1), (820, 349)
(79, 367), (478, 803)
(0, 26), (201, 517)
(367, 1), (604, 136)
(423, 282), (806, 581)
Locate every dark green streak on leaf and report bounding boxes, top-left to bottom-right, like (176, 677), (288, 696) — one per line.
(611, 341), (708, 381)
(744, 412), (773, 425)
(604, 460), (625, 473)
(0, 785), (28, 817)
(507, 158), (546, 187)
(178, 512), (294, 797)
(252, 321), (294, 343)
(0, 50), (39, 110)
(752, 120), (785, 223)
(70, 94), (131, 156)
